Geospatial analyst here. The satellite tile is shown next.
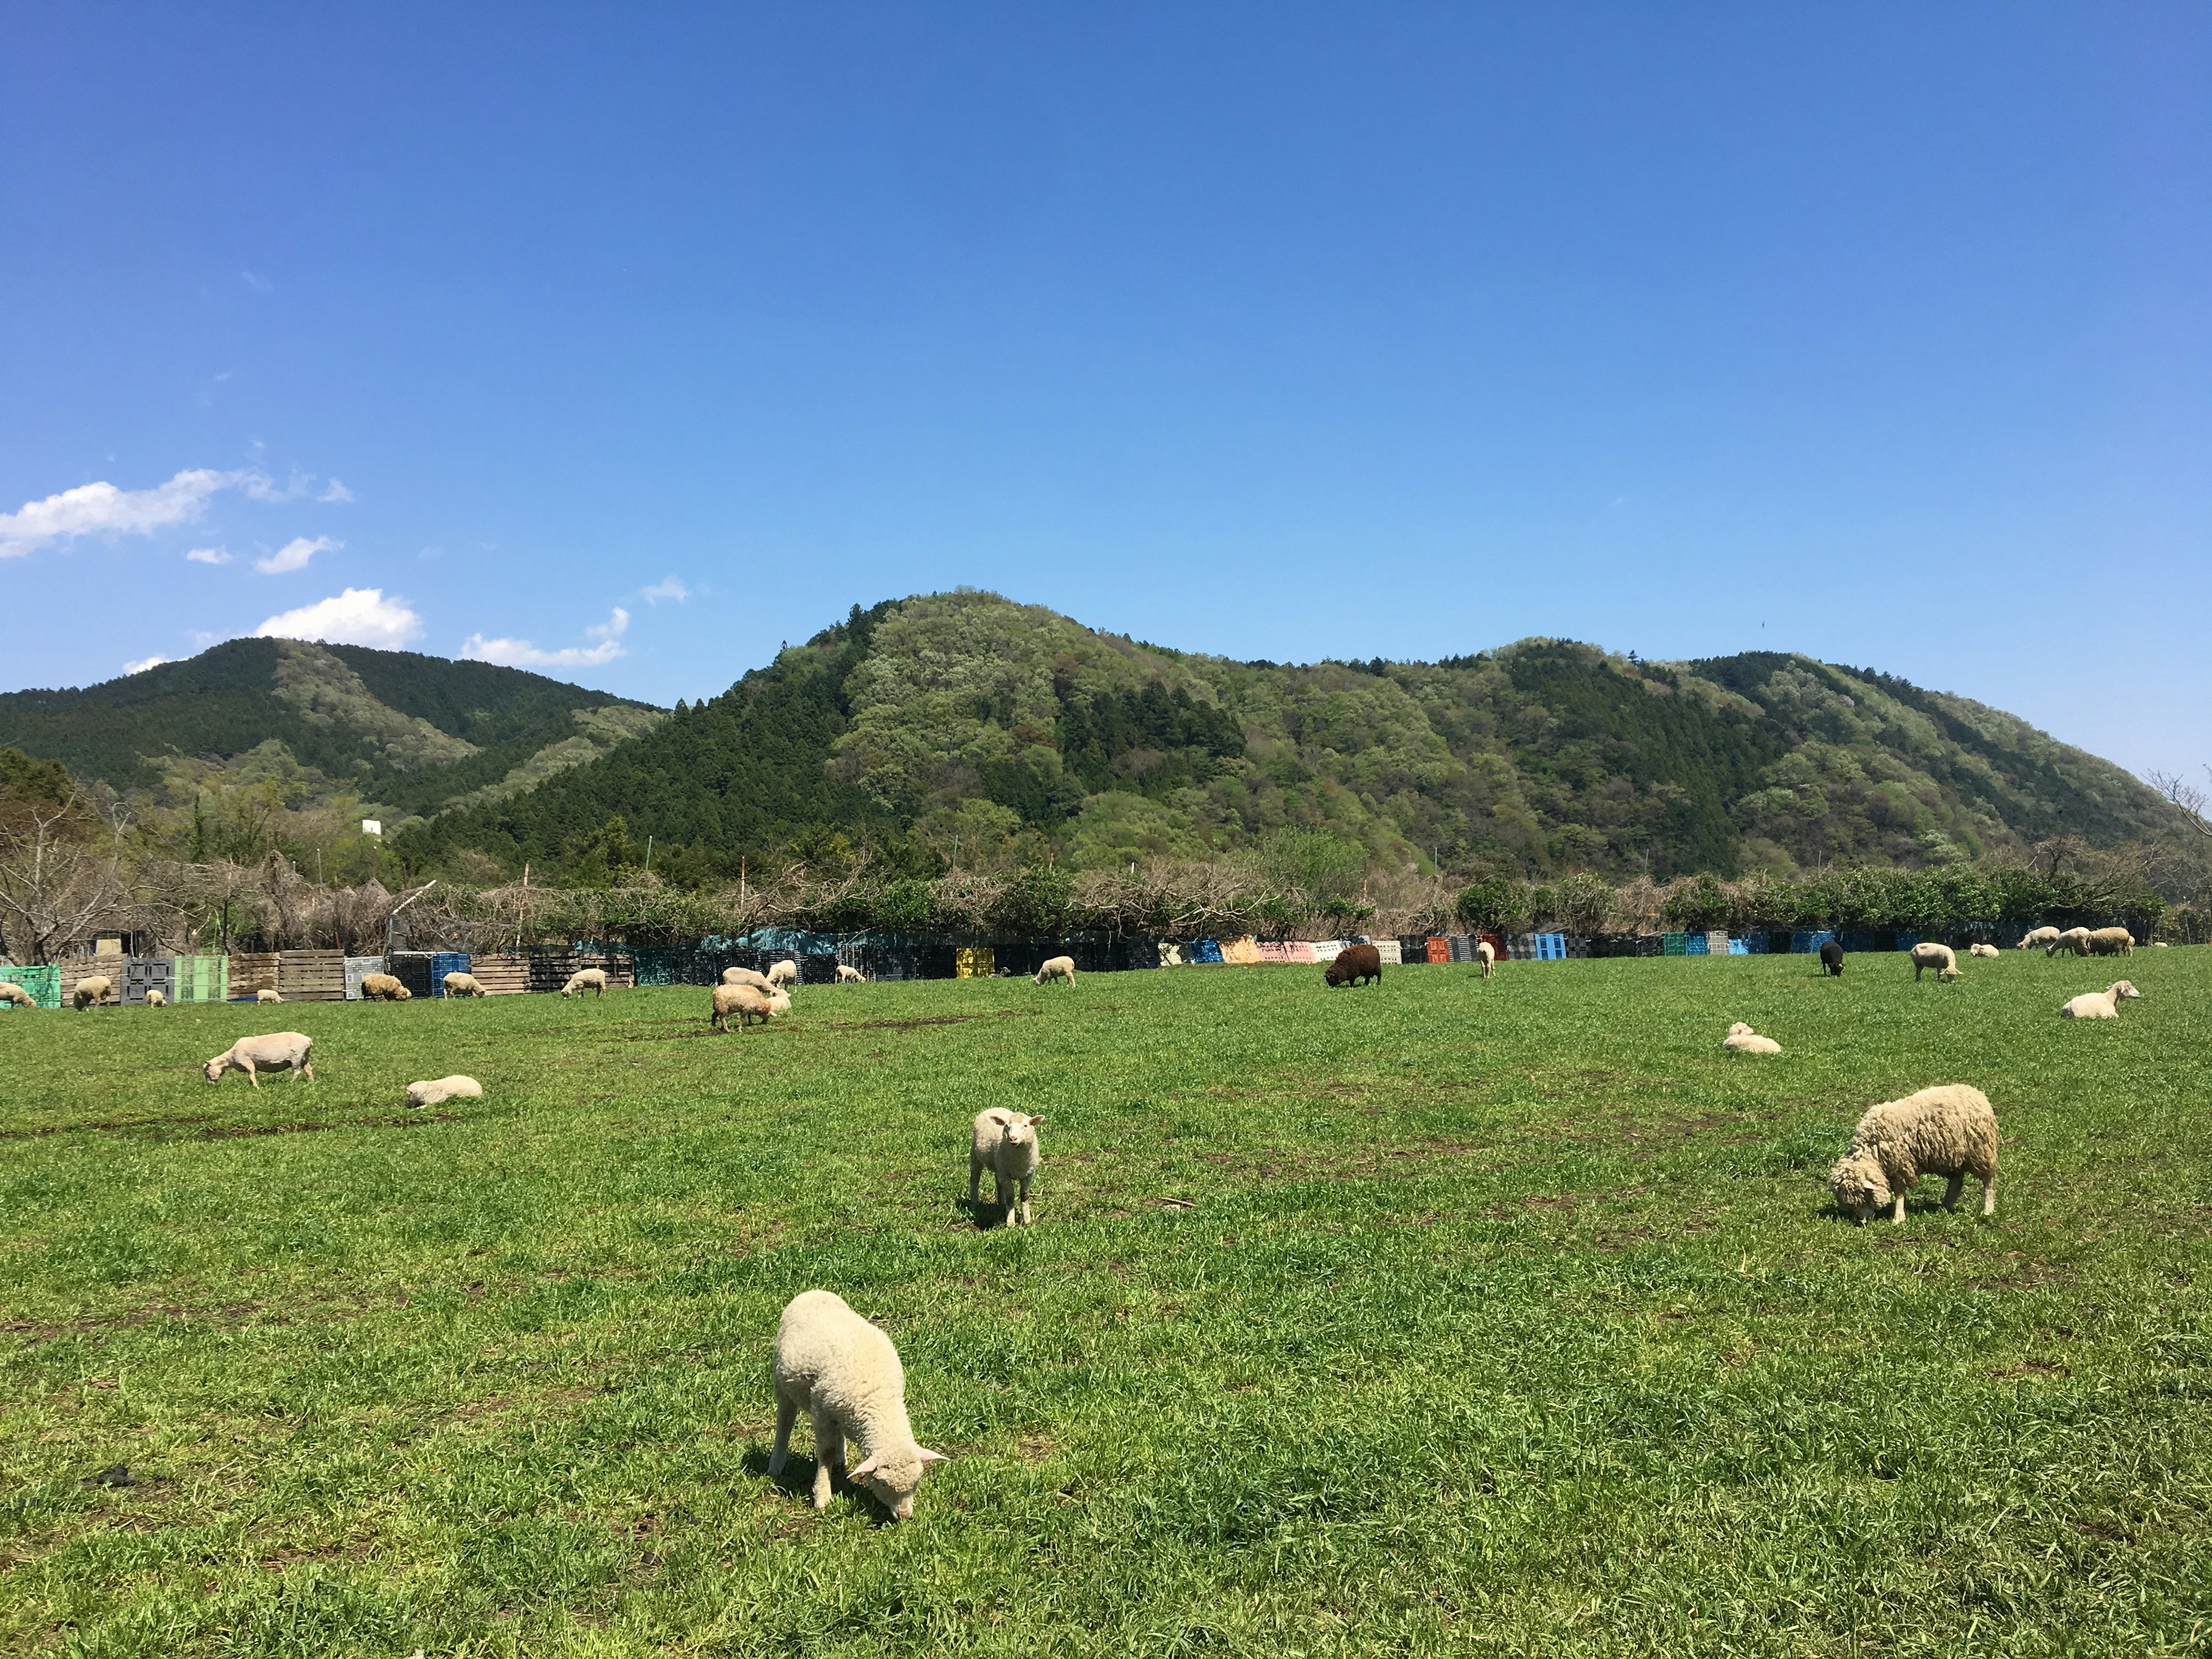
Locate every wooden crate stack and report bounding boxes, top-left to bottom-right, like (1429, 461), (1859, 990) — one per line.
(465, 953), (534, 994)
(276, 950), (347, 1001)
(229, 952), (281, 997)
(60, 956), (128, 1002)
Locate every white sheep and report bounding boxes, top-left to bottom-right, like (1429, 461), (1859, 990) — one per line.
(712, 982), (775, 1032)
(1034, 956), (1076, 987)
(1476, 939), (1495, 980)
(2016, 926), (2061, 951)
(1968, 942), (2000, 959)
(2085, 926), (2135, 957)
(203, 1032), (316, 1086)
(769, 1289), (948, 1520)
(256, 988), (284, 1004)
(835, 964), (866, 983)
(1722, 1021), (1781, 1054)
(143, 987), (166, 1007)
(442, 971), (484, 997)
(359, 972), (412, 1001)
(766, 959), (799, 989)
(969, 1108), (1044, 1224)
(405, 1074), (483, 1109)
(71, 975), (115, 1010)
(2046, 927), (2092, 957)
(1828, 1084), (1998, 1224)
(2060, 980), (2140, 1020)
(721, 965), (771, 988)
(561, 967), (608, 999)
(0, 982), (35, 1009)
(1909, 942), (1960, 982)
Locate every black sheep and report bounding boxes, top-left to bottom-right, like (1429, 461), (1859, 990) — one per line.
(1820, 940), (1845, 977)
(1324, 943), (1383, 987)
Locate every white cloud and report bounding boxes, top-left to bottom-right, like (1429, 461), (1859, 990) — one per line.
(122, 655), (171, 675)
(186, 546), (232, 565)
(254, 587), (425, 650)
(461, 607), (629, 670)
(255, 535), (340, 574)
(0, 468), (238, 558)
(641, 575), (690, 605)
(319, 478), (355, 503)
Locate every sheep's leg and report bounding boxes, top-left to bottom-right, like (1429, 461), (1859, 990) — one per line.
(245, 1063), (259, 1089)
(993, 1170), (1013, 1222)
(1018, 1175), (1032, 1226)
(968, 1152), (982, 1206)
(769, 1396), (797, 1477)
(811, 1408), (842, 1510)
(1981, 1172), (1997, 1217)
(1942, 1174), (1965, 1210)
(1892, 1193), (1907, 1224)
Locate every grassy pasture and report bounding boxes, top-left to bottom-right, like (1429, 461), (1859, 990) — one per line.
(3, 950), (2209, 1657)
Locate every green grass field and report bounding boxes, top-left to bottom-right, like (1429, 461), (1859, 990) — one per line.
(3, 950), (2209, 1657)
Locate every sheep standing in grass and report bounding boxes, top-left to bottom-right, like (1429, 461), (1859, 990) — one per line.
(2046, 927), (2092, 957)
(405, 1075), (483, 1109)
(204, 1032), (316, 1086)
(1910, 942), (1960, 982)
(711, 982), (775, 1032)
(442, 971), (483, 997)
(2017, 926), (2061, 951)
(0, 982), (35, 1009)
(1034, 956), (1076, 987)
(1325, 943), (1383, 987)
(969, 1108), (1044, 1225)
(561, 968), (608, 999)
(1969, 943), (2000, 959)
(1819, 940), (1844, 976)
(2086, 926), (2135, 957)
(1476, 939), (1495, 980)
(359, 973), (411, 1001)
(1723, 1021), (1781, 1054)
(766, 959), (799, 990)
(2060, 980), (2140, 1020)
(256, 988), (284, 1004)
(722, 965), (771, 990)
(769, 1290), (948, 1520)
(1828, 1084), (1998, 1224)
(143, 988), (165, 1007)
(71, 976), (115, 1010)
(836, 964), (867, 983)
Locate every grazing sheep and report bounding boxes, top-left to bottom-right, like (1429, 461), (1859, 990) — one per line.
(770, 1290), (948, 1520)
(2046, 927), (2092, 957)
(1324, 942), (1383, 987)
(143, 988), (166, 1007)
(2086, 926), (2135, 957)
(721, 965), (771, 989)
(359, 972), (411, 1001)
(1968, 942), (2000, 959)
(2016, 926), (2061, 951)
(1910, 942), (1960, 982)
(71, 975), (115, 1010)
(561, 967), (608, 999)
(256, 988), (284, 1004)
(203, 1032), (315, 1087)
(405, 1074), (483, 1109)
(442, 972), (484, 997)
(835, 964), (867, 983)
(2060, 980), (2140, 1020)
(0, 982), (35, 1009)
(766, 959), (799, 989)
(1819, 940), (1844, 976)
(1034, 956), (1076, 987)
(1723, 1021), (1781, 1054)
(711, 982), (774, 1032)
(969, 1108), (1044, 1225)
(1476, 939), (1496, 980)
(1828, 1084), (1998, 1224)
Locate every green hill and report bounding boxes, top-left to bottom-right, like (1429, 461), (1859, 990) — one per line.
(396, 590), (2178, 885)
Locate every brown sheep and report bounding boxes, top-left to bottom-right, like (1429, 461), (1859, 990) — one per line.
(1324, 944), (1382, 988)
(359, 972), (411, 1001)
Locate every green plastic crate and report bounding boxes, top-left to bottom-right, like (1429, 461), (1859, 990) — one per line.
(0, 964), (62, 1009)
(172, 955), (229, 1003)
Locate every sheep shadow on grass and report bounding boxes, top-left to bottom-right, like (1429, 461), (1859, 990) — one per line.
(956, 1196), (1021, 1232)
(739, 1446), (899, 1525)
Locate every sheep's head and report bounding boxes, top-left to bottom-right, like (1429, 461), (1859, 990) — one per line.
(1727, 1022), (1755, 1037)
(983, 1109), (1042, 1156)
(2110, 980), (2141, 1001)
(847, 1444), (949, 1521)
(1828, 1153), (1891, 1222)
(202, 1056), (228, 1084)
(1940, 966), (1961, 982)
(766, 990), (792, 1017)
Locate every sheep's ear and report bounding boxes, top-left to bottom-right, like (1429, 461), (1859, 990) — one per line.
(985, 1109), (1012, 1126)
(1025, 1115), (1043, 1126)
(847, 1453), (881, 1479)
(918, 1446), (950, 1464)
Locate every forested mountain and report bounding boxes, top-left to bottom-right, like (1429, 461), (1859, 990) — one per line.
(397, 590), (2179, 886)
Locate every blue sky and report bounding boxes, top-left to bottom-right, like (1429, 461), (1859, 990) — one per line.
(3, 3), (2206, 777)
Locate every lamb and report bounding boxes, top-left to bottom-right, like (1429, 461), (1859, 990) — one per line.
(71, 975), (115, 1010)
(1909, 942), (1960, 982)
(143, 988), (166, 1007)
(766, 959), (800, 989)
(1968, 942), (2000, 959)
(359, 972), (411, 1001)
(2060, 980), (2140, 1020)
(721, 965), (771, 989)
(1819, 940), (1844, 976)
(2086, 926), (2135, 957)
(1324, 943), (1383, 987)
(0, 982), (35, 1009)
(1828, 1084), (1998, 1224)
(2016, 926), (2061, 951)
(1033, 956), (1076, 987)
(404, 1074), (483, 1109)
(1476, 938), (1495, 980)
(969, 1108), (1044, 1225)
(256, 988), (284, 1003)
(203, 1032), (316, 1086)
(768, 1289), (948, 1520)
(1722, 1021), (1781, 1054)
(711, 982), (775, 1032)
(2046, 927), (2092, 957)
(835, 964), (867, 983)
(561, 967), (608, 999)
(442, 972), (484, 997)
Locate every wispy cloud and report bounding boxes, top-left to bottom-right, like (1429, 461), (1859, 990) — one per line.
(256, 535), (340, 575)
(255, 587), (424, 650)
(461, 607), (629, 670)
(0, 466), (350, 559)
(319, 478), (354, 503)
(122, 655), (171, 675)
(186, 546), (232, 565)
(241, 270), (272, 293)
(641, 575), (690, 605)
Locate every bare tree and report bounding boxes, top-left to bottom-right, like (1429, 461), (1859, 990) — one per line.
(2150, 768), (2212, 838)
(0, 793), (132, 964)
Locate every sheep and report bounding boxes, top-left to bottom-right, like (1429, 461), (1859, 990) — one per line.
(721, 965), (771, 989)
(0, 982), (35, 1009)
(203, 1032), (316, 1086)
(359, 972), (411, 1001)
(71, 975), (115, 1010)
(835, 964), (867, 983)
(969, 1108), (1044, 1225)
(2016, 926), (2061, 951)
(404, 1074), (483, 1109)
(143, 988), (166, 1007)
(769, 1289), (948, 1520)
(2086, 926), (2135, 957)
(442, 972), (484, 997)
(1324, 942), (1382, 987)
(256, 988), (284, 1004)
(2046, 927), (2092, 957)
(766, 959), (800, 990)
(712, 982), (775, 1032)
(560, 967), (608, 999)
(1909, 942), (1960, 982)
(1828, 1084), (1998, 1224)
(1968, 942), (2000, 959)
(2060, 980), (2140, 1020)
(1819, 940), (1844, 976)
(1723, 1021), (1781, 1054)
(1476, 938), (1496, 980)
(1034, 956), (1076, 987)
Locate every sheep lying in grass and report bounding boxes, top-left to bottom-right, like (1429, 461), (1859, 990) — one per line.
(969, 1108), (1044, 1224)
(0, 982), (35, 1009)
(405, 1075), (482, 1109)
(2086, 926), (2135, 957)
(2017, 926), (2060, 951)
(2060, 980), (2140, 1020)
(71, 976), (115, 1010)
(443, 972), (484, 997)
(1476, 939), (1495, 980)
(561, 968), (608, 999)
(143, 988), (165, 1007)
(722, 965), (771, 989)
(770, 1289), (947, 1520)
(1723, 1021), (1781, 1054)
(1828, 1084), (1998, 1224)
(359, 972), (411, 1001)
(711, 982), (789, 1031)
(204, 1032), (316, 1086)
(766, 959), (799, 990)
(2046, 927), (2092, 957)
(256, 988), (283, 1004)
(836, 964), (867, 983)
(1910, 942), (1960, 982)
(1969, 942), (2000, 959)
(1035, 956), (1076, 987)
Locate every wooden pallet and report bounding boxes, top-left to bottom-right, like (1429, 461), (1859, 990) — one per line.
(229, 953), (281, 996)
(467, 954), (534, 995)
(59, 957), (128, 1001)
(277, 950), (347, 1002)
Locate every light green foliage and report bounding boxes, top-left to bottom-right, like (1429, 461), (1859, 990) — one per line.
(5, 950), (2209, 1654)
(270, 642), (482, 771)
